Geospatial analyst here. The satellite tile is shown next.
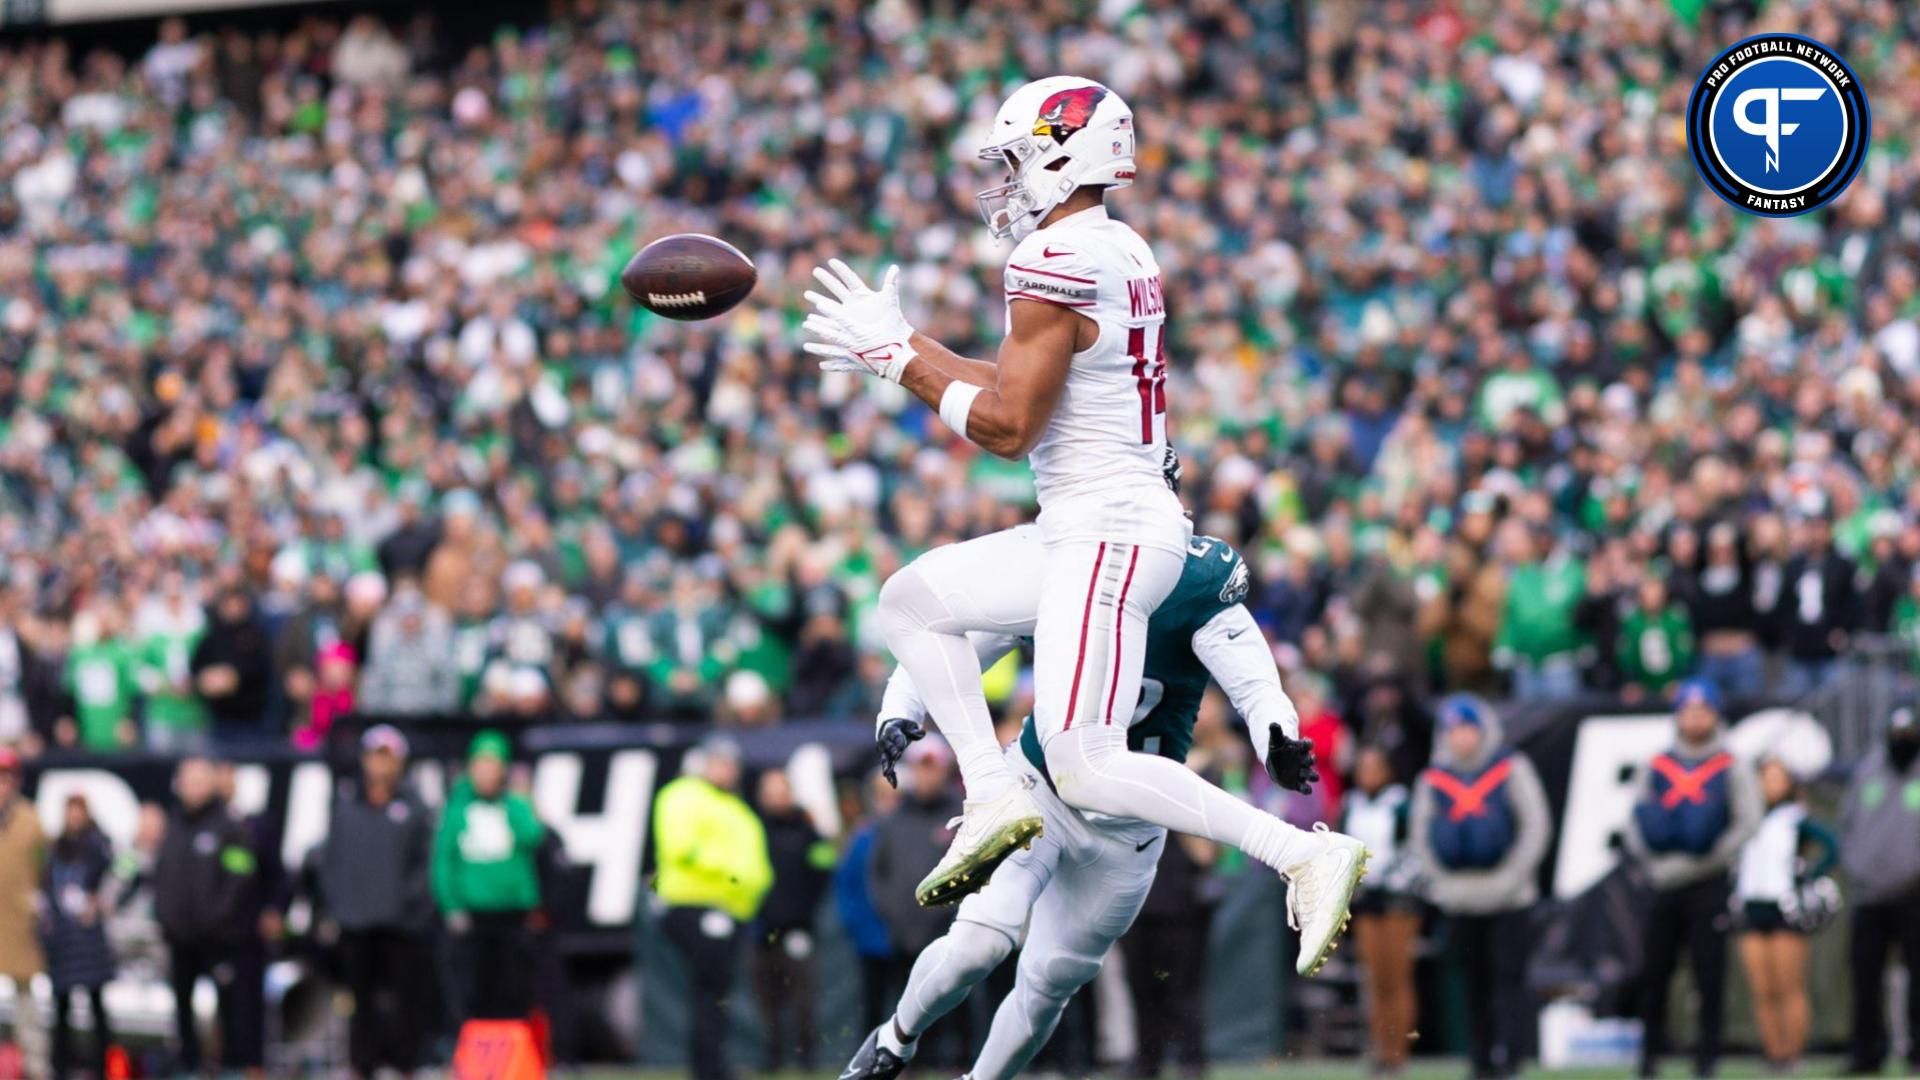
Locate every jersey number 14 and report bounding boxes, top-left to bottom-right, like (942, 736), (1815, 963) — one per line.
(1127, 325), (1167, 444)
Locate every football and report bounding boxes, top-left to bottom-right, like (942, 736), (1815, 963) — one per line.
(620, 233), (757, 320)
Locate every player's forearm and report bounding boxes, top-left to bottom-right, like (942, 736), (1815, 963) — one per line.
(898, 351), (1039, 459)
(908, 332), (999, 388)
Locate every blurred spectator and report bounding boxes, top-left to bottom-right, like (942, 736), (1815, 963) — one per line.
(1775, 516), (1856, 697)
(838, 772), (902, 1032)
(153, 757), (258, 1076)
(358, 585), (457, 716)
(1409, 696), (1550, 1080)
(316, 725), (435, 1078)
(867, 737), (967, 1067)
(41, 795), (114, 1080)
(0, 748), (49, 1078)
(1617, 577), (1695, 701)
(1689, 524), (1766, 706)
(1734, 759), (1838, 1074)
(1121, 759), (1221, 1080)
(1839, 706), (1920, 1076)
(652, 735), (771, 1080)
(190, 590), (274, 744)
(1625, 681), (1763, 1080)
(64, 603), (138, 752)
(751, 769), (832, 1072)
(1342, 745), (1419, 1075)
(649, 571), (734, 721)
(433, 731), (545, 1023)
(294, 641), (357, 750)
(1491, 525), (1584, 701)
(217, 763), (285, 1080)
(134, 574), (210, 753)
(275, 574), (344, 733)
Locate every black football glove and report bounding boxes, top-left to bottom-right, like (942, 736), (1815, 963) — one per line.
(877, 717), (927, 788)
(1265, 724), (1320, 794)
(1161, 446), (1183, 495)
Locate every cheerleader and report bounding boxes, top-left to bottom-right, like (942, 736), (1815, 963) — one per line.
(1734, 758), (1839, 1073)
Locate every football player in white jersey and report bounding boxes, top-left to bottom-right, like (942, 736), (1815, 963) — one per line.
(802, 77), (1363, 951)
(839, 530), (1353, 1080)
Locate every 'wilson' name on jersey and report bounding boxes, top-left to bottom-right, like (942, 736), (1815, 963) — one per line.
(1127, 275), (1164, 319)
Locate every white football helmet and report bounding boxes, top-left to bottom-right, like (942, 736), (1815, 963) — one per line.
(975, 76), (1136, 243)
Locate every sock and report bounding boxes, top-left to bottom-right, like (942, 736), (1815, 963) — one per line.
(877, 1016), (914, 1056)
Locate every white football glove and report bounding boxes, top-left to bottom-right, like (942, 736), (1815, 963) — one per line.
(801, 259), (917, 383)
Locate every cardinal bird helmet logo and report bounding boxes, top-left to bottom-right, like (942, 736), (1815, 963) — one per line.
(1032, 86), (1109, 145)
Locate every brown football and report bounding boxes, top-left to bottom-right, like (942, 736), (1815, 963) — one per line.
(620, 233), (757, 321)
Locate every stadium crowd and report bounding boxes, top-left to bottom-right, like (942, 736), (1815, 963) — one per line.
(0, 0), (1919, 755)
(1, 0), (1920, 1075)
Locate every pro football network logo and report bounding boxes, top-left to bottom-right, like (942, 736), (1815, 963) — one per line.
(1686, 34), (1869, 217)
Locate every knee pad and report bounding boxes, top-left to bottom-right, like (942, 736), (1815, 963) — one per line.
(945, 920), (1016, 983)
(877, 565), (936, 640)
(1020, 948), (1102, 1004)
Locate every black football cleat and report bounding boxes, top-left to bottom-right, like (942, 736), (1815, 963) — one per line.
(840, 1025), (911, 1080)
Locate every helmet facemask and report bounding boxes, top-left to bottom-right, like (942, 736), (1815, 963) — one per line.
(975, 140), (1046, 242)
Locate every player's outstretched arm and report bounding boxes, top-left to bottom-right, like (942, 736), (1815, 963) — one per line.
(1191, 604), (1318, 792)
(897, 300), (1074, 458)
(801, 259), (1079, 458)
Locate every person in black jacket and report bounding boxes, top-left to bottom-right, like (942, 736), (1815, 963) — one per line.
(153, 757), (259, 1076)
(1121, 796), (1221, 1078)
(867, 739), (966, 1067)
(1773, 515), (1855, 697)
(750, 769), (832, 1072)
(42, 795), (115, 1080)
(190, 589), (275, 743)
(215, 763), (284, 1080)
(315, 725), (436, 1079)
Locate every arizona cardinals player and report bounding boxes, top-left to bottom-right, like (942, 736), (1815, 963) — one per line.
(802, 77), (1364, 953)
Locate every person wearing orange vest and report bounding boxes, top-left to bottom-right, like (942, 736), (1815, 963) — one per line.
(1624, 678), (1761, 1080)
(1408, 694), (1551, 1080)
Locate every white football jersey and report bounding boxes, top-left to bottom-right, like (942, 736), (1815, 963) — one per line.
(1003, 206), (1170, 510)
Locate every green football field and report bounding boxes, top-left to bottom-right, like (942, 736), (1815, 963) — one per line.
(595, 1058), (1848, 1079)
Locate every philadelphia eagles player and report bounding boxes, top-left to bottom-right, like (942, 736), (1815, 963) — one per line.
(843, 529), (1366, 1080)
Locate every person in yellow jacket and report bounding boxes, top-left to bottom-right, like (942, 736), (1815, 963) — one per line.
(652, 734), (772, 1080)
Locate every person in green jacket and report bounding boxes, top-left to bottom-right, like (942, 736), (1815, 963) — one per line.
(63, 607), (138, 751)
(432, 730), (545, 1023)
(1490, 524), (1586, 701)
(652, 734), (771, 1080)
(1619, 577), (1697, 699)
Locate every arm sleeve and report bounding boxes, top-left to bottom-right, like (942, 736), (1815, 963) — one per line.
(873, 631), (1021, 736)
(1190, 605), (1298, 764)
(1406, 778), (1442, 882)
(1708, 759), (1765, 870)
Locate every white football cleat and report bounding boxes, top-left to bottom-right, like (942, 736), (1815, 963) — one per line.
(1285, 823), (1370, 977)
(915, 779), (1045, 906)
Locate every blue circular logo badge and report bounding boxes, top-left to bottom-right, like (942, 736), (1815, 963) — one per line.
(1686, 34), (1869, 217)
